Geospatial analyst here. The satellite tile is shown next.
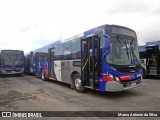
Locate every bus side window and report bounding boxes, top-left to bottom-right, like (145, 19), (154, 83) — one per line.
(54, 44), (63, 60)
(71, 39), (80, 59)
(34, 54), (38, 62)
(39, 54), (42, 62)
(63, 42), (71, 60)
(44, 53), (48, 61)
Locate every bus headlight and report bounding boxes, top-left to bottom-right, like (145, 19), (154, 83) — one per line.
(115, 76), (120, 82)
(107, 72), (120, 83)
(108, 73), (114, 79)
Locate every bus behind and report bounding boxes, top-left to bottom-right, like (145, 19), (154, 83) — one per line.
(0, 50), (25, 76)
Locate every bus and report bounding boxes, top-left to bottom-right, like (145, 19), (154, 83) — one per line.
(24, 41), (61, 76)
(139, 40), (160, 77)
(26, 24), (142, 92)
(0, 50), (25, 76)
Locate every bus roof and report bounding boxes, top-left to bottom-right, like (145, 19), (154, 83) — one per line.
(27, 24), (135, 54)
(1, 49), (24, 53)
(33, 40), (61, 53)
(146, 40), (160, 46)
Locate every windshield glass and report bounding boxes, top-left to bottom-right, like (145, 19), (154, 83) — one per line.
(106, 37), (140, 65)
(1, 51), (24, 66)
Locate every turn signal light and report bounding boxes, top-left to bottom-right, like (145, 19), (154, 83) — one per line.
(103, 76), (113, 81)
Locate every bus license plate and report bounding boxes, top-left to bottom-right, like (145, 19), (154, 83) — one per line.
(131, 82), (136, 87)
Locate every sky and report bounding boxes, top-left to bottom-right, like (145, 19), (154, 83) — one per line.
(0, 0), (160, 53)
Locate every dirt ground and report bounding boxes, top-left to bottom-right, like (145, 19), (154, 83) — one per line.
(0, 75), (160, 120)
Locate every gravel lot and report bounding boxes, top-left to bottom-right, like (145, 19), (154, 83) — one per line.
(0, 75), (160, 120)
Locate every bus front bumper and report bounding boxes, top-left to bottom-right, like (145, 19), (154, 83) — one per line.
(0, 68), (24, 75)
(105, 78), (142, 92)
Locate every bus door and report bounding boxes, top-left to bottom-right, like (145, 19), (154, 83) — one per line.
(48, 48), (55, 78)
(81, 35), (100, 89)
(146, 45), (159, 75)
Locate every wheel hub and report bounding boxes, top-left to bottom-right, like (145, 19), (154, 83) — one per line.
(75, 78), (81, 90)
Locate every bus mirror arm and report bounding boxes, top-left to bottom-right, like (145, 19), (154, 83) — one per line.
(103, 49), (110, 58)
(103, 34), (110, 39)
(103, 35), (110, 58)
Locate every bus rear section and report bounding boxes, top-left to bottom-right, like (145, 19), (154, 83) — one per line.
(0, 50), (25, 76)
(44, 24), (142, 92)
(24, 51), (48, 77)
(32, 52), (48, 77)
(24, 41), (61, 76)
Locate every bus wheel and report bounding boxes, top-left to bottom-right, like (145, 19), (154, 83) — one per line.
(41, 70), (46, 81)
(73, 74), (86, 93)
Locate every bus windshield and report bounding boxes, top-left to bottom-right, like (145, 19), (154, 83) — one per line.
(106, 37), (140, 65)
(1, 51), (24, 66)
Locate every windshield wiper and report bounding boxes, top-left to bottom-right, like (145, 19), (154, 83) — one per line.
(129, 38), (138, 64)
(125, 41), (130, 59)
(117, 36), (123, 47)
(117, 37), (129, 59)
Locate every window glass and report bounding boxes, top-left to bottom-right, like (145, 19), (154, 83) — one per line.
(1, 51), (24, 66)
(64, 42), (71, 60)
(54, 44), (63, 60)
(106, 37), (140, 65)
(35, 53), (48, 62)
(71, 39), (81, 59)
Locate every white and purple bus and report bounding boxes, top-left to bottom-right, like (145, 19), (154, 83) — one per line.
(26, 24), (142, 92)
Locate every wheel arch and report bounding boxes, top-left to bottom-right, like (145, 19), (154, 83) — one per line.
(71, 71), (80, 79)
(70, 71), (80, 88)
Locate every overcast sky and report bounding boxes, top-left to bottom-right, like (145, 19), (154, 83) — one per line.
(0, 0), (160, 53)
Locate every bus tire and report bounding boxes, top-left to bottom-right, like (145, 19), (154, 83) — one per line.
(41, 70), (46, 81)
(142, 67), (146, 78)
(73, 74), (86, 93)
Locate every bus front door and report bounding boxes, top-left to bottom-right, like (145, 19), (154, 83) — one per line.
(146, 45), (159, 75)
(81, 35), (100, 89)
(48, 48), (55, 79)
